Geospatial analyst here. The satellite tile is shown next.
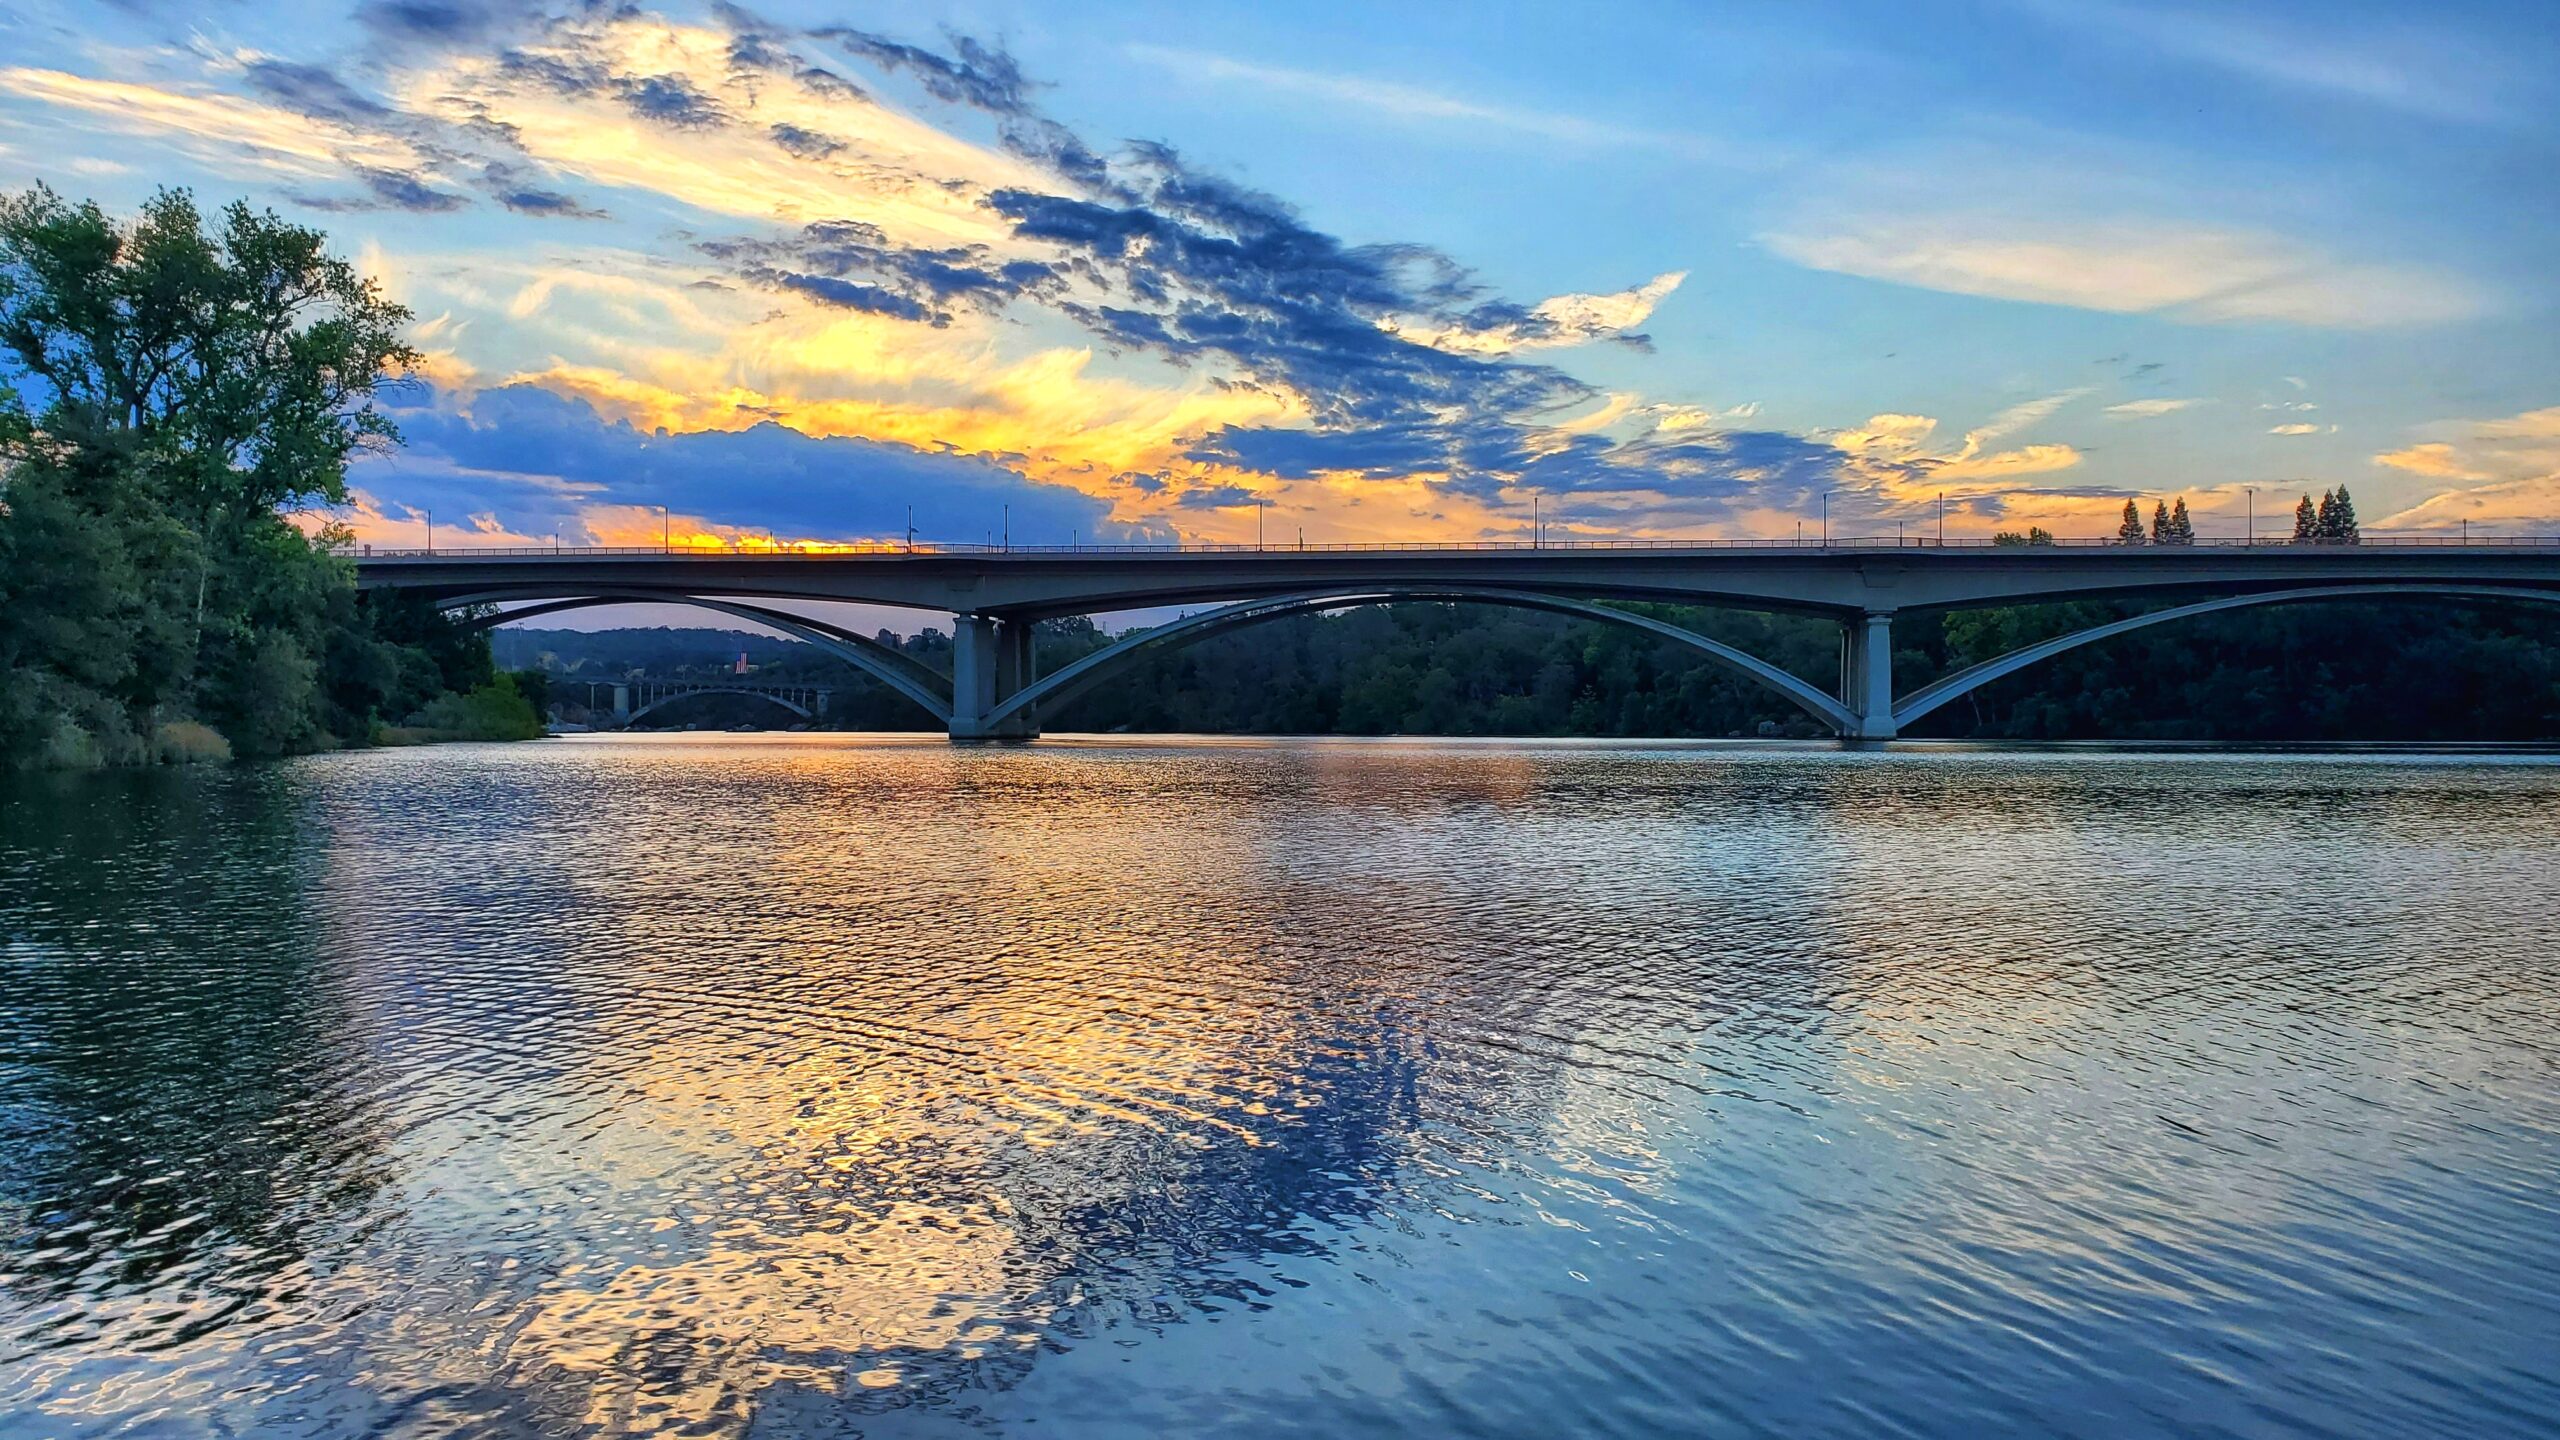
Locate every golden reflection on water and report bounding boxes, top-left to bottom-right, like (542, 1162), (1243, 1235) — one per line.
(7, 739), (2560, 1438)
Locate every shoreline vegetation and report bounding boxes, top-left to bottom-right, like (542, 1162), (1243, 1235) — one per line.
(0, 185), (512, 771)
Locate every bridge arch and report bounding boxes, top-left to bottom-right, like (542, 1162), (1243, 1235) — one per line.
(983, 587), (1858, 735)
(445, 592), (953, 724)
(1896, 583), (2560, 731)
(626, 687), (815, 724)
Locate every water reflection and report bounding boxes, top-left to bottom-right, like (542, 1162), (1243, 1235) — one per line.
(4, 739), (2558, 1438)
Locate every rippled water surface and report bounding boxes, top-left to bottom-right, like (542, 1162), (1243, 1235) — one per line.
(4, 736), (2559, 1438)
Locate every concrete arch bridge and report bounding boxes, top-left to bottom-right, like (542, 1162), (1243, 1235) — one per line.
(369, 542), (2560, 742)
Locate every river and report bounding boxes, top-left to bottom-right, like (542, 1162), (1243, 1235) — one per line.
(3, 736), (2557, 1438)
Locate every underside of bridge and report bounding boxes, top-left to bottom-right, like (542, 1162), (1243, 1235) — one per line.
(446, 579), (2560, 744)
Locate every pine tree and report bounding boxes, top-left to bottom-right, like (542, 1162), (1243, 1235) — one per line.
(2316, 489), (2338, 539)
(2171, 497), (2195, 544)
(2328, 485), (2359, 544)
(2150, 501), (2171, 544)
(2293, 494), (2318, 543)
(2117, 499), (2148, 545)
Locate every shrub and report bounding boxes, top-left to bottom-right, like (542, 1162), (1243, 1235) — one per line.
(401, 674), (545, 741)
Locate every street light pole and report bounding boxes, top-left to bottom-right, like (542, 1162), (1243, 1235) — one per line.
(2245, 487), (2255, 546)
(661, 505), (669, 552)
(425, 508), (433, 554)
(1821, 492), (1829, 546)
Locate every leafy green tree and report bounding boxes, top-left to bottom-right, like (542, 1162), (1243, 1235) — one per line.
(2116, 500), (2148, 545)
(1993, 526), (2057, 547)
(0, 184), (465, 765)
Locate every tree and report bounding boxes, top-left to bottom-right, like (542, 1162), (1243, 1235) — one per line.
(2326, 485), (2359, 544)
(2116, 500), (2148, 545)
(0, 184), (447, 765)
(2292, 494), (2318, 543)
(2165, 497), (2195, 546)
(1992, 526), (2057, 547)
(2150, 500), (2171, 544)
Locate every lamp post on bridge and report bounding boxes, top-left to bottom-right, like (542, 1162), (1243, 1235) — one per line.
(1821, 492), (1830, 547)
(2246, 487), (2255, 547)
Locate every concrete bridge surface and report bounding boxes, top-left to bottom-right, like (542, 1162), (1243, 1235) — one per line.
(355, 539), (2560, 742)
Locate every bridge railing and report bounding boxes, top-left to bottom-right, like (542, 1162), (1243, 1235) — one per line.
(339, 531), (2560, 560)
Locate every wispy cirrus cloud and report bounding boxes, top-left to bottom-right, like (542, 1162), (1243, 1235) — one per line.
(2373, 407), (2560, 528)
(1122, 45), (1761, 165)
(2106, 397), (2205, 418)
(1763, 211), (2487, 328)
(1994, 0), (2529, 127)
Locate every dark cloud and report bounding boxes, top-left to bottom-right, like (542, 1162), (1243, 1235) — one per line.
(617, 73), (726, 129)
(705, 219), (1064, 326)
(241, 60), (387, 123)
(768, 123), (846, 161)
(357, 166), (468, 212)
(353, 0), (500, 44)
(482, 164), (607, 219)
(364, 384), (1125, 544)
(1173, 485), (1259, 510)
(771, 274), (939, 324)
(294, 166), (470, 214)
(811, 26), (1030, 114)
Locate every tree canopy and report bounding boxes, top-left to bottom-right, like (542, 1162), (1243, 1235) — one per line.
(0, 185), (489, 767)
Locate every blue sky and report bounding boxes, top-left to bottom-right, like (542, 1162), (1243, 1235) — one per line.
(2, 0), (2554, 557)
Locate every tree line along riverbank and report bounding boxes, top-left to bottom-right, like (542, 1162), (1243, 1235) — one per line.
(503, 594), (2560, 743)
(0, 187), (534, 770)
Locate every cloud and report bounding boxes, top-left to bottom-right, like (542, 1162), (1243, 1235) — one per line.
(1826, 393), (2086, 489)
(1763, 213), (2487, 328)
(1994, 0), (2515, 126)
(482, 162), (607, 217)
(1393, 272), (1687, 356)
(1121, 45), (1758, 165)
(2105, 398), (2204, 418)
(2374, 442), (2490, 482)
(354, 0), (506, 46)
(0, 66), (428, 182)
(240, 59), (389, 124)
(361, 383), (1123, 545)
(2371, 407), (2560, 528)
(2268, 423), (2324, 435)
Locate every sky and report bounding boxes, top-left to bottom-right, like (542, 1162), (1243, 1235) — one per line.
(2, 0), (2556, 565)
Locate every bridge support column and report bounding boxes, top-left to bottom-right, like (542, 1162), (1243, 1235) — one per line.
(950, 614), (1001, 742)
(991, 618), (1040, 740)
(1844, 611), (1897, 741)
(610, 682), (631, 727)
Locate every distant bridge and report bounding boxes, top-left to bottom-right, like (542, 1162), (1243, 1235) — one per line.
(605, 679), (833, 725)
(357, 538), (2560, 742)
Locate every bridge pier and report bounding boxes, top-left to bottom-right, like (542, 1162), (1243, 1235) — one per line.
(949, 614), (1042, 742)
(992, 618), (1040, 740)
(1843, 611), (1897, 741)
(611, 682), (631, 726)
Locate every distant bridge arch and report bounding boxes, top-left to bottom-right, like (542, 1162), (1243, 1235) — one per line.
(449, 591), (953, 724)
(624, 684), (820, 725)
